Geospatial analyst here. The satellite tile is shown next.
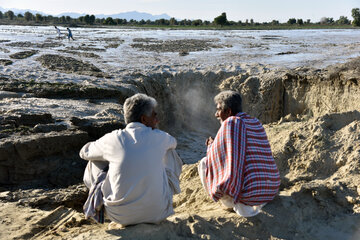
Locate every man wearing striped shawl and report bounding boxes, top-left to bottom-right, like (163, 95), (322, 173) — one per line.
(198, 90), (280, 217)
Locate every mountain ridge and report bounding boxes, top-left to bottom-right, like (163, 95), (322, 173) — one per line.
(0, 7), (171, 21)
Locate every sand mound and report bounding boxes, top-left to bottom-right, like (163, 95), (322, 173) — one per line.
(6, 41), (63, 48)
(130, 38), (225, 53)
(9, 50), (39, 59)
(36, 54), (109, 78)
(0, 59), (12, 66)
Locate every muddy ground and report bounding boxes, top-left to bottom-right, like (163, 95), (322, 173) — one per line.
(0, 51), (360, 239)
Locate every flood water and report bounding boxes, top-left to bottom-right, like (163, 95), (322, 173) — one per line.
(1, 26), (360, 86)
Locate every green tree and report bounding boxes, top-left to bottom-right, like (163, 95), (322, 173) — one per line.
(0, 11), (3, 19)
(89, 15), (96, 25)
(24, 11), (33, 21)
(297, 19), (303, 25)
(155, 18), (169, 25)
(271, 20), (279, 25)
(104, 17), (116, 25)
(352, 8), (360, 26)
(84, 15), (90, 24)
(214, 12), (228, 26)
(5, 10), (15, 20)
(337, 16), (350, 25)
(47, 15), (54, 22)
(287, 18), (296, 24)
(169, 17), (177, 25)
(192, 19), (202, 26)
(35, 13), (43, 22)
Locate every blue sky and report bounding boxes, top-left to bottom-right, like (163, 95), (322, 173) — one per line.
(0, 0), (359, 22)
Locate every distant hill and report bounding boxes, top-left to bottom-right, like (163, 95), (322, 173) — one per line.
(94, 11), (171, 21)
(0, 7), (171, 21)
(0, 6), (46, 16)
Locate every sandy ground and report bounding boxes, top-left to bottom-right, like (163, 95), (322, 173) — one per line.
(1, 26), (360, 239)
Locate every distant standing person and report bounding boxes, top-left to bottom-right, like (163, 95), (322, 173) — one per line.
(67, 27), (74, 40)
(54, 26), (61, 39)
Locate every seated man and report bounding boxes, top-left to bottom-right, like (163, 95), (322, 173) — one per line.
(198, 90), (280, 217)
(80, 93), (182, 227)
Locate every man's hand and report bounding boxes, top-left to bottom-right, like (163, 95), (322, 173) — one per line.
(206, 137), (214, 146)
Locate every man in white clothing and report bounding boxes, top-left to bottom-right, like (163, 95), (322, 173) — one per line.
(80, 93), (183, 227)
(54, 26), (61, 39)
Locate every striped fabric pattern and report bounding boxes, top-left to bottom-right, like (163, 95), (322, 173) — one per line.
(205, 112), (280, 205)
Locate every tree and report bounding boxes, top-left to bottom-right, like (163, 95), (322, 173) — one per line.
(169, 17), (177, 25)
(35, 13), (43, 22)
(0, 11), (3, 19)
(337, 16), (350, 25)
(287, 18), (296, 24)
(89, 15), (96, 25)
(84, 15), (91, 24)
(214, 12), (228, 26)
(5, 10), (15, 20)
(271, 20), (279, 25)
(24, 11), (33, 21)
(297, 19), (303, 25)
(352, 8), (360, 26)
(192, 19), (202, 26)
(155, 18), (169, 25)
(104, 17), (116, 25)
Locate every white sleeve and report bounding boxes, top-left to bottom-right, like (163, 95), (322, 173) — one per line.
(79, 131), (116, 161)
(167, 134), (177, 150)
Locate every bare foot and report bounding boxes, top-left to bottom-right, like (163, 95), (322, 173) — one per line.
(108, 221), (126, 230)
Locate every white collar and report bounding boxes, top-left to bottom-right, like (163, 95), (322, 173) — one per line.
(126, 122), (147, 129)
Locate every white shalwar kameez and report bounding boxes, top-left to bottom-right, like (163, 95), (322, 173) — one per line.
(80, 122), (182, 226)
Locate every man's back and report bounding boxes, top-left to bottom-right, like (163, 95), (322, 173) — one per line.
(81, 122), (177, 225)
(237, 113), (280, 205)
(206, 112), (280, 206)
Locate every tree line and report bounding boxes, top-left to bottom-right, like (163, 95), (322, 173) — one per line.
(0, 9), (359, 27)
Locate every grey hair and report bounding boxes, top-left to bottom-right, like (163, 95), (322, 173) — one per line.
(214, 90), (242, 114)
(123, 93), (157, 124)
